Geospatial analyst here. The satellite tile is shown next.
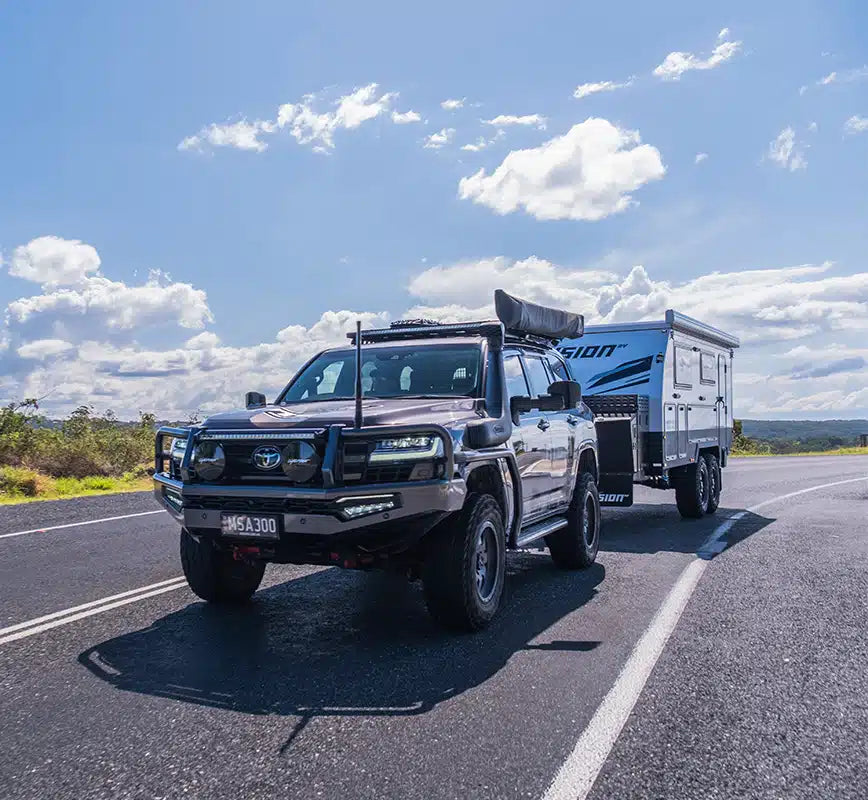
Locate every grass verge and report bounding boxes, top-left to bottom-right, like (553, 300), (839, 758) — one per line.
(0, 466), (152, 504)
(732, 447), (868, 457)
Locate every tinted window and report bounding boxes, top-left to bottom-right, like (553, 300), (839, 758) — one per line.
(546, 353), (570, 382)
(504, 354), (529, 398)
(281, 344), (482, 401)
(700, 352), (716, 385)
(522, 354), (552, 398)
(674, 346), (693, 387)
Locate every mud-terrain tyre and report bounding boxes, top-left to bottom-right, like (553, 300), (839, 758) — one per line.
(674, 458), (710, 519)
(180, 528), (265, 603)
(703, 452), (721, 514)
(422, 493), (506, 632)
(546, 472), (601, 569)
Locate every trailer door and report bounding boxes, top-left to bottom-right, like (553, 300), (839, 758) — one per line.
(717, 354), (729, 449)
(664, 403), (678, 461)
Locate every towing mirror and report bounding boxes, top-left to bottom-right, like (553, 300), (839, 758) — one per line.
(510, 393), (566, 423)
(245, 391), (267, 409)
(548, 379), (581, 408)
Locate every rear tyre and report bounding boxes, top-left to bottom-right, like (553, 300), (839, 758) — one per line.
(703, 453), (721, 514)
(180, 528), (265, 603)
(674, 458), (710, 519)
(422, 493), (506, 632)
(546, 472), (601, 569)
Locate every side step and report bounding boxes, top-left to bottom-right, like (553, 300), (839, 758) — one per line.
(515, 516), (568, 549)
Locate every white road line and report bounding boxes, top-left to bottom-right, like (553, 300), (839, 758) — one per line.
(541, 474), (868, 800)
(747, 475), (867, 512)
(0, 577), (188, 646)
(0, 510), (163, 540)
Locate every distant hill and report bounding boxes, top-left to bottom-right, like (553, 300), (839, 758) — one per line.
(741, 419), (868, 441)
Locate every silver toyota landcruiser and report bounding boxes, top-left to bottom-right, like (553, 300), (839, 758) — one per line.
(153, 290), (601, 631)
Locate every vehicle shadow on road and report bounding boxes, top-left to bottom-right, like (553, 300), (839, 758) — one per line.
(601, 505), (775, 555)
(78, 555), (604, 752)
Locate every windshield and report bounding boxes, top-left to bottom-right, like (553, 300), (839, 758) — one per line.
(280, 343), (483, 402)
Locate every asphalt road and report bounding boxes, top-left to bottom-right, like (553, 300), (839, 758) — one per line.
(0, 456), (865, 800)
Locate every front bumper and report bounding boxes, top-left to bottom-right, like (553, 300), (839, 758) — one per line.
(153, 472), (466, 536)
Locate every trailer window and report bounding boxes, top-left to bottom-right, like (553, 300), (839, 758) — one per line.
(674, 346), (693, 388)
(700, 352), (716, 385)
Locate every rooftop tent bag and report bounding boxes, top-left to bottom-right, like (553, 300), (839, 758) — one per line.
(494, 289), (584, 340)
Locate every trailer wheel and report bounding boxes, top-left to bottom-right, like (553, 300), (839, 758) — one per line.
(422, 493), (506, 632)
(547, 472), (601, 569)
(703, 453), (722, 514)
(180, 529), (265, 603)
(674, 459), (710, 519)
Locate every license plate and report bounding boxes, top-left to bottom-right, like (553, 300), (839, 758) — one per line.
(220, 513), (282, 539)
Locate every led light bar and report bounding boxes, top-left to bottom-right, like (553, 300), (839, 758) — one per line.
(198, 430), (322, 441)
(335, 494), (398, 520)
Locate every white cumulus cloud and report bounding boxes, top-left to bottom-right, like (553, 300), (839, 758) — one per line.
(844, 115), (868, 134)
(457, 118), (665, 221)
(16, 339), (76, 360)
(482, 114), (546, 129)
(178, 118), (276, 153)
(8, 236), (101, 287)
(441, 98), (465, 110)
(653, 35), (742, 81)
(573, 79), (633, 99)
(277, 83), (397, 152)
(766, 127), (807, 171)
(424, 128), (455, 149)
(391, 109), (422, 124)
(695, 152), (709, 164)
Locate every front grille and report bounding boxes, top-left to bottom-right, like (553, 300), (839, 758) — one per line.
(184, 496), (335, 515)
(194, 437), (326, 487)
(362, 464), (415, 483)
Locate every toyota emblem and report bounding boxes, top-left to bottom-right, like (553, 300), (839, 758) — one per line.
(252, 445), (282, 471)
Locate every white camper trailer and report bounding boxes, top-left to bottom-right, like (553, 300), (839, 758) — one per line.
(556, 310), (740, 518)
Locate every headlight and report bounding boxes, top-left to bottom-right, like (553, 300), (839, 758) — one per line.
(170, 437), (187, 463)
(369, 435), (443, 462)
(281, 440), (321, 483)
(191, 441), (225, 481)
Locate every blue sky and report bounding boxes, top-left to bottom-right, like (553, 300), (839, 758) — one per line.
(1, 1), (866, 418)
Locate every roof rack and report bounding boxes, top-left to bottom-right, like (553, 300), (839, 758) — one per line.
(348, 320), (504, 344)
(504, 330), (558, 348)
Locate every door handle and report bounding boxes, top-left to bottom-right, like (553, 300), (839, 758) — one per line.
(567, 415), (579, 426)
(537, 419), (550, 431)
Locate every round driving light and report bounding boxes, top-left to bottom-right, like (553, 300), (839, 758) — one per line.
(281, 440), (320, 483)
(191, 441), (225, 481)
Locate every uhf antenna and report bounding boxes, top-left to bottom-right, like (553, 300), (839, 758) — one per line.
(354, 319), (363, 429)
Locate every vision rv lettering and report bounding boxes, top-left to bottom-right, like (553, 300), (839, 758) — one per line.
(557, 310), (739, 519)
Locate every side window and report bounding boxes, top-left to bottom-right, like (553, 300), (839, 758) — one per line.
(546, 353), (570, 382)
(504, 354), (530, 398)
(674, 346), (693, 388)
(522, 354), (552, 398)
(700, 352), (716, 385)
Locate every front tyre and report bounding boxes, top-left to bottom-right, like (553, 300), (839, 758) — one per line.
(703, 452), (722, 514)
(674, 458), (710, 519)
(547, 472), (601, 569)
(423, 493), (506, 632)
(180, 528), (265, 603)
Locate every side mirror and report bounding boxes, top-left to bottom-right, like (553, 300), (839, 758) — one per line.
(510, 393), (566, 424)
(245, 391), (267, 409)
(510, 396), (535, 422)
(548, 380), (581, 408)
